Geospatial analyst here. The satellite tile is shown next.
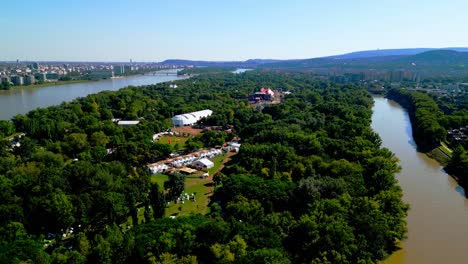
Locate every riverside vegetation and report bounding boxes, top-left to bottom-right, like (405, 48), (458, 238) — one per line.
(386, 88), (468, 189)
(0, 71), (407, 263)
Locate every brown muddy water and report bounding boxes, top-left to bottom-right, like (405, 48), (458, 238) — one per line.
(372, 96), (468, 264)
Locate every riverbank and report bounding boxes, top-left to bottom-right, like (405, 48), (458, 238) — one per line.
(372, 96), (468, 264)
(427, 146), (451, 164)
(371, 91), (453, 164)
(2, 69), (175, 91)
(7, 79), (92, 90)
(0, 71), (184, 120)
(384, 89), (468, 187)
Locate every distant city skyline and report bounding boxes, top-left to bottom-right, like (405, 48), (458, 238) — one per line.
(2, 0), (467, 61)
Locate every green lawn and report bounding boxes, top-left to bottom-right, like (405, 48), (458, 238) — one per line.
(440, 141), (453, 155)
(150, 171), (214, 217)
(149, 154), (227, 218)
(157, 136), (189, 148)
(209, 155), (227, 175)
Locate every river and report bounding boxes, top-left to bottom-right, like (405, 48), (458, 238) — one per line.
(0, 69), (184, 120)
(372, 96), (468, 264)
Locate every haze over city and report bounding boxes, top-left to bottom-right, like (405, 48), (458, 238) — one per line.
(2, 0), (468, 61)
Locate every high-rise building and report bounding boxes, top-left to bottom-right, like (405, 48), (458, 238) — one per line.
(10, 75), (24, 86)
(46, 72), (59, 80)
(37, 73), (47, 82)
(124, 65), (132, 73)
(89, 69), (113, 79)
(24, 75), (36, 85)
(114, 65), (125, 76)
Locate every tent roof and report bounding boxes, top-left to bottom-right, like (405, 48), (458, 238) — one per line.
(195, 158), (214, 166)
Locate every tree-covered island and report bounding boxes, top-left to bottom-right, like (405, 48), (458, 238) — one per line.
(0, 71), (407, 263)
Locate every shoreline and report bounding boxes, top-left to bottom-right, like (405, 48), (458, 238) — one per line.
(372, 92), (463, 192)
(1, 70), (174, 91)
(370, 92), (452, 163)
(0, 71), (184, 120)
(9, 79), (93, 90)
(372, 94), (468, 264)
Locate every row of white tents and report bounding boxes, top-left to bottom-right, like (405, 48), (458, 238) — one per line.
(199, 149), (222, 159)
(171, 149), (222, 168)
(149, 164), (170, 174)
(148, 148), (223, 174)
(171, 156), (197, 167)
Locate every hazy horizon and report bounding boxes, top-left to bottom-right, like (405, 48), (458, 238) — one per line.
(1, 46), (468, 64)
(2, 0), (468, 61)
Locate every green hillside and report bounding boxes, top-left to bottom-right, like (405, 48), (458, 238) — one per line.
(261, 50), (468, 76)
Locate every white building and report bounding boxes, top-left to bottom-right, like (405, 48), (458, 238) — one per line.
(171, 109), (213, 127)
(192, 158), (214, 169)
(117, 120), (140, 126)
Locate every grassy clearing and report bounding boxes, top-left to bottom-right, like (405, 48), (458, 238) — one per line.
(440, 142), (453, 156)
(150, 173), (213, 217)
(428, 147), (451, 165)
(151, 173), (169, 187)
(209, 155), (227, 175)
(157, 136), (189, 148)
(149, 154), (227, 217)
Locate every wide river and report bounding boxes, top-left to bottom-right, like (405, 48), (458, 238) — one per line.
(0, 69), (184, 120)
(372, 96), (468, 264)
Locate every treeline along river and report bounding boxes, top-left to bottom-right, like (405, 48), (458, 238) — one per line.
(0, 70), (184, 120)
(372, 96), (468, 264)
(1, 71), (468, 262)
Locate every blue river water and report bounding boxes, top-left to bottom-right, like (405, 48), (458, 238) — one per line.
(0, 70), (184, 120)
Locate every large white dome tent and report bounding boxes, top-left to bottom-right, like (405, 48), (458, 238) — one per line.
(171, 109), (213, 127)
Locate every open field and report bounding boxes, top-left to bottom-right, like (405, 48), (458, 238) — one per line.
(157, 136), (189, 147)
(172, 126), (203, 136)
(122, 152), (232, 227)
(440, 142), (453, 156)
(151, 172), (213, 217)
(150, 154), (228, 217)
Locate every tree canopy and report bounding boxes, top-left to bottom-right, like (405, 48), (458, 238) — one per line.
(0, 71), (407, 263)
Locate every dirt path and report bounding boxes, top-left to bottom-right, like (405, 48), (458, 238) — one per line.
(211, 151), (236, 178)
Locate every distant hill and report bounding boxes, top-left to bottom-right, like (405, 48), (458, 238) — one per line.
(161, 48), (468, 77)
(330, 47), (468, 59)
(397, 50), (468, 66)
(161, 59), (285, 68)
(161, 48), (468, 68)
(331, 48), (434, 59)
(261, 50), (468, 76)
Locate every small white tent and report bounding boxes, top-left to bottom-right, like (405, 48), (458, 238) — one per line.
(192, 158), (214, 169)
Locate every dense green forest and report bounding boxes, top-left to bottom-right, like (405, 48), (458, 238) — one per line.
(386, 88), (468, 187)
(0, 72), (407, 263)
(386, 89), (447, 150)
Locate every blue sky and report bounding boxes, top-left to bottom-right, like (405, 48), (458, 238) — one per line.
(2, 0), (467, 61)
